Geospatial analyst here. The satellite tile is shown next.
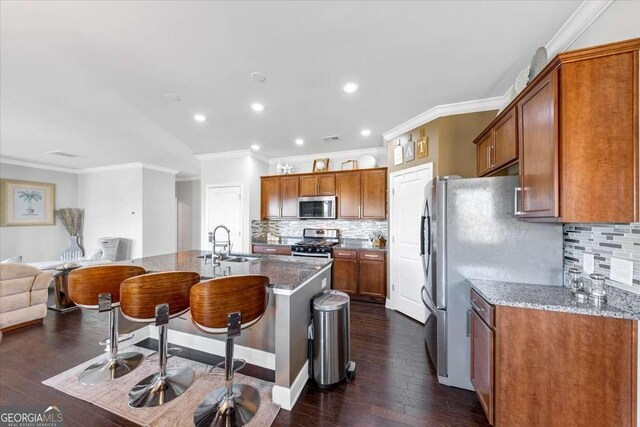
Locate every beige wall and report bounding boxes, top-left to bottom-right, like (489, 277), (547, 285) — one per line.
(386, 110), (497, 177)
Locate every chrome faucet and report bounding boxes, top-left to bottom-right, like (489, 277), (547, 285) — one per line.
(209, 224), (232, 265)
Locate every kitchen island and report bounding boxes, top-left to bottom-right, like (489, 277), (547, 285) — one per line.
(118, 250), (332, 410)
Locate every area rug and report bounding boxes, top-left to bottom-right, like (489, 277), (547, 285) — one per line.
(42, 346), (280, 426)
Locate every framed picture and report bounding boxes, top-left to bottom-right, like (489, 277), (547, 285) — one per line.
(312, 158), (330, 172)
(393, 142), (404, 166)
(405, 140), (415, 162)
(341, 160), (357, 171)
(0, 179), (56, 226)
(417, 129), (429, 159)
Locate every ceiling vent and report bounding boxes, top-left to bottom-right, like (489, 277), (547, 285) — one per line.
(320, 135), (341, 142)
(46, 150), (79, 158)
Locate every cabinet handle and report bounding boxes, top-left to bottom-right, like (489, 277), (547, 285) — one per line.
(337, 252), (351, 256)
(514, 186), (523, 216)
(317, 182), (319, 195)
(471, 299), (485, 313)
(486, 146), (491, 169)
(359, 205), (362, 218)
(490, 146), (494, 167)
(364, 254), (378, 258)
(265, 248), (276, 252)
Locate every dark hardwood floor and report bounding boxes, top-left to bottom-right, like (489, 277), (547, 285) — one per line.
(0, 300), (489, 426)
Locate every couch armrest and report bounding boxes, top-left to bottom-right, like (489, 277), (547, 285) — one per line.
(32, 271), (53, 292)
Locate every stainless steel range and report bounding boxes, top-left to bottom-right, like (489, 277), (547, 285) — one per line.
(291, 229), (340, 258)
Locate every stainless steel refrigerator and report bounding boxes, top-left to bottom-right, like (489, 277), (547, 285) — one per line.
(420, 175), (563, 391)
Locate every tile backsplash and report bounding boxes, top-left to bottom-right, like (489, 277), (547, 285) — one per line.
(564, 223), (640, 298)
(252, 220), (388, 240)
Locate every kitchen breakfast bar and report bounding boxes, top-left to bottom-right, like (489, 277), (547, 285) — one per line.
(116, 250), (332, 410)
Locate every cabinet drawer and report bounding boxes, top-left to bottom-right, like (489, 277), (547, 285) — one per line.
(333, 249), (357, 259)
(358, 251), (385, 261)
(252, 245), (292, 255)
(470, 289), (494, 328)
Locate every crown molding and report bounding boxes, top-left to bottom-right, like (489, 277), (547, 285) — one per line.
(268, 147), (386, 166)
(382, 97), (503, 142)
(0, 158), (179, 175)
(195, 149), (269, 164)
(0, 157), (78, 174)
(545, 0), (613, 58)
(176, 175), (200, 182)
(382, 0), (612, 142)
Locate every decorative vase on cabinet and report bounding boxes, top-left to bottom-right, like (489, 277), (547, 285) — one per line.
(60, 235), (84, 262)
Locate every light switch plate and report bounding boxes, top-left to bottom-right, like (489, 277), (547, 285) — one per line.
(583, 253), (595, 274)
(610, 258), (633, 286)
(322, 278), (328, 289)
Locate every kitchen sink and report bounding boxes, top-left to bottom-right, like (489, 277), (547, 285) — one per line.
(223, 256), (257, 263)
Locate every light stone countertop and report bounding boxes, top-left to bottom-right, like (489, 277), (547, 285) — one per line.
(118, 250), (331, 291)
(468, 279), (640, 321)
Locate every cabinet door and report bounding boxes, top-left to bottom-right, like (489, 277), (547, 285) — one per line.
(471, 309), (494, 425)
(493, 108), (518, 170)
(317, 173), (336, 195)
(280, 176), (299, 218)
(337, 172), (361, 218)
(261, 177), (281, 219)
(358, 259), (386, 301)
(332, 259), (358, 296)
(299, 175), (318, 196)
(476, 133), (494, 176)
(361, 170), (387, 219)
(517, 69), (559, 218)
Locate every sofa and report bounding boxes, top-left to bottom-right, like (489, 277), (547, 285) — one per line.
(0, 263), (52, 331)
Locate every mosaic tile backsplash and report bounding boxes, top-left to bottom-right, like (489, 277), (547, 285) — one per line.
(252, 220), (388, 240)
(564, 223), (640, 310)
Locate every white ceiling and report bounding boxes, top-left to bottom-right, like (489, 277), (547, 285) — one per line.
(0, 1), (581, 177)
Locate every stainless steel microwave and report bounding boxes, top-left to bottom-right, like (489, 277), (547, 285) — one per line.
(298, 196), (337, 219)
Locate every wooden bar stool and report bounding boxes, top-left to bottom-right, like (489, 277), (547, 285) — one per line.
(190, 275), (269, 427)
(68, 265), (146, 385)
(120, 271), (200, 408)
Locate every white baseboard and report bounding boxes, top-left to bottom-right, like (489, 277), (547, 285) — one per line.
(144, 326), (276, 370)
(385, 299), (394, 310)
(272, 361), (309, 411)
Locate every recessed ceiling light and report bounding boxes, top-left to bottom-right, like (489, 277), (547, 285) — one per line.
(251, 144), (260, 151)
(251, 102), (264, 112)
(342, 82), (358, 93)
(164, 93), (181, 101)
(360, 129), (371, 137)
(194, 114), (207, 122)
(250, 72), (266, 83)
(295, 138), (304, 146)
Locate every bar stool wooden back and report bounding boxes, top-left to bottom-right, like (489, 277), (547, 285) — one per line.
(120, 271), (200, 408)
(190, 275), (269, 427)
(68, 265), (145, 385)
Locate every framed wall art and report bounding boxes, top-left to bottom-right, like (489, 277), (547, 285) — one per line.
(417, 129), (429, 159)
(0, 179), (56, 226)
(341, 160), (357, 171)
(312, 158), (330, 172)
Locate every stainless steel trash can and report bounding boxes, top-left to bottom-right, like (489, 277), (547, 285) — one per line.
(310, 290), (354, 388)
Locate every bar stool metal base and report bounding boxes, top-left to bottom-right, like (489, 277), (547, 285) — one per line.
(128, 368), (194, 408)
(78, 351), (144, 385)
(194, 384), (260, 427)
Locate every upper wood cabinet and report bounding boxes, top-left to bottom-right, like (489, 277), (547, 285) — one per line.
(475, 108), (518, 177)
(361, 169), (387, 219)
(336, 172), (361, 218)
(299, 173), (336, 196)
(260, 175), (299, 219)
(474, 38), (640, 223)
(517, 69), (558, 218)
(260, 168), (387, 220)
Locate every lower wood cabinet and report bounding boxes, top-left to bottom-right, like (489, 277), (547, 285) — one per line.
(470, 289), (637, 426)
(332, 249), (386, 303)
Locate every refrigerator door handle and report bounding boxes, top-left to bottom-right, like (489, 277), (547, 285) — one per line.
(420, 215), (426, 256)
(421, 286), (438, 316)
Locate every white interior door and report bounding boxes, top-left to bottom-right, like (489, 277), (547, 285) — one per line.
(206, 185), (243, 254)
(390, 163), (433, 323)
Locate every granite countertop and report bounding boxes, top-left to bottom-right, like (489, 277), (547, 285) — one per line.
(468, 279), (640, 321)
(119, 250), (332, 291)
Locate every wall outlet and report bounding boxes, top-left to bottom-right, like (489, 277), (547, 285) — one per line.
(583, 253), (595, 274)
(610, 258), (634, 286)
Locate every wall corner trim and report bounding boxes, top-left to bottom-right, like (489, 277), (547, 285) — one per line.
(267, 146), (386, 166)
(382, 97), (503, 142)
(0, 158), (180, 175)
